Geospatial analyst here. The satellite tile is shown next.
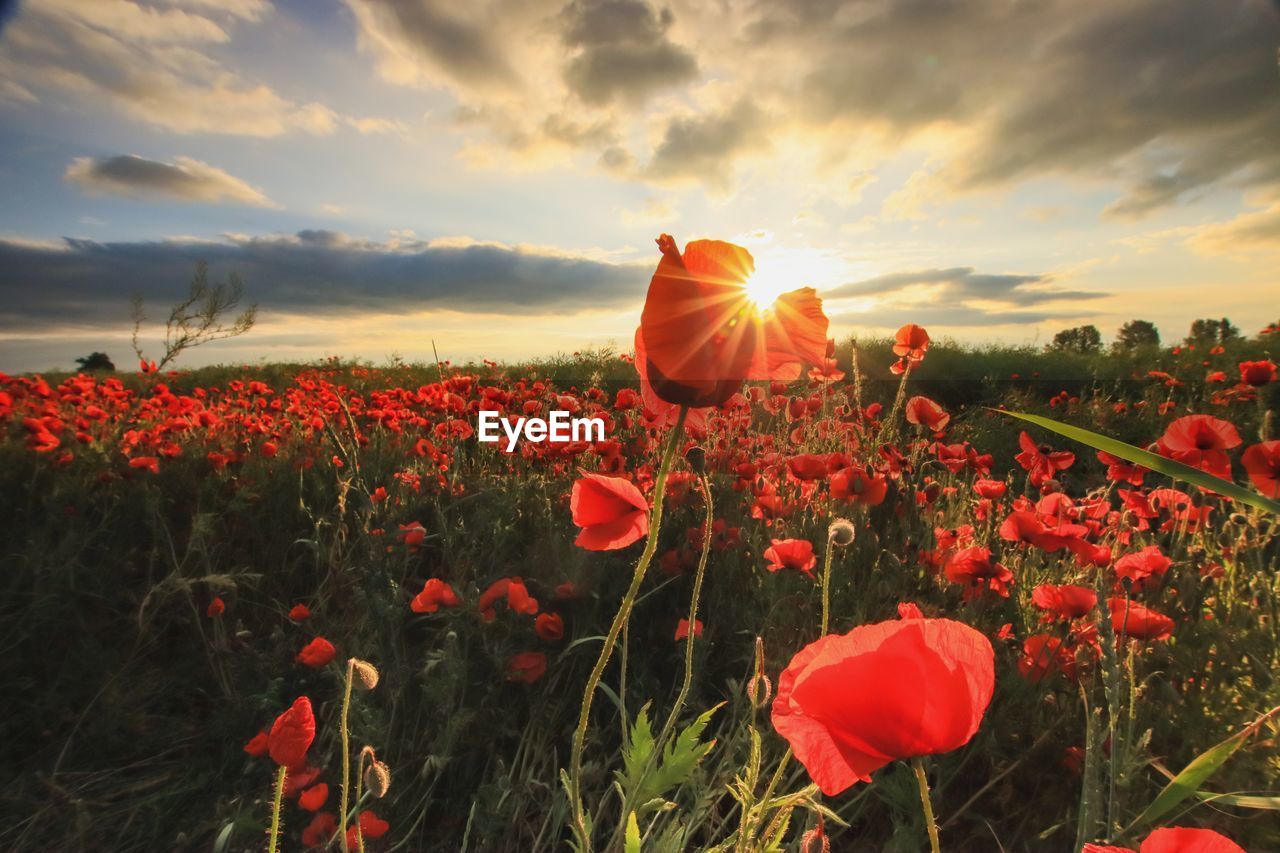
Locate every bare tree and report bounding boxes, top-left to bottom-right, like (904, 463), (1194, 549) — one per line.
(131, 261), (257, 372)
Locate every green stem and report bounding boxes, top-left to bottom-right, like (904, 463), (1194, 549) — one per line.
(820, 533), (835, 636)
(912, 756), (942, 853)
(267, 763), (288, 853)
(339, 659), (355, 853)
(566, 405), (688, 851)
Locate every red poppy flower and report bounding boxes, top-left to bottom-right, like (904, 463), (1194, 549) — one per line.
(1138, 827), (1243, 853)
(674, 618), (703, 640)
(1017, 634), (1078, 683)
(893, 324), (930, 362)
(345, 810), (390, 849)
(904, 396), (950, 431)
(298, 782), (329, 812)
(944, 547), (1013, 600)
(297, 637), (336, 668)
(1108, 598), (1175, 641)
(1156, 415), (1241, 481)
(478, 577), (538, 621)
(973, 479), (1007, 500)
(1114, 545), (1171, 590)
(505, 651), (547, 683)
(830, 466), (888, 505)
(206, 596), (225, 617)
(1030, 584), (1097, 620)
(411, 578), (462, 613)
(571, 473), (649, 551)
(244, 730), (269, 757)
(397, 521), (428, 551)
(535, 612), (564, 641)
(1014, 432), (1074, 486)
(786, 453), (830, 481)
(301, 812), (337, 848)
(999, 510), (1069, 552)
(764, 538), (818, 575)
(635, 234), (828, 407)
(289, 603), (311, 621)
(771, 618), (994, 795)
(268, 696), (315, 770)
(129, 455), (160, 474)
(1238, 359), (1277, 386)
(1242, 441), (1280, 498)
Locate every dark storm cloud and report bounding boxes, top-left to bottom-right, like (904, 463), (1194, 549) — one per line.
(560, 0), (698, 106)
(0, 232), (649, 331)
(826, 267), (1102, 308)
(645, 99), (768, 189)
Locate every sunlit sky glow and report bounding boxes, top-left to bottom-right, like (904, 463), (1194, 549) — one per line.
(1, 0), (1277, 372)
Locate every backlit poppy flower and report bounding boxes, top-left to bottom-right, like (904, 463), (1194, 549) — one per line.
(764, 538), (817, 575)
(478, 577), (538, 621)
(301, 812), (337, 848)
(505, 651), (547, 683)
(635, 234), (828, 407)
(1014, 432), (1074, 487)
(1031, 584), (1097, 620)
(1017, 634), (1077, 683)
(893, 324), (930, 362)
(1156, 415), (1240, 481)
(1238, 359), (1277, 386)
(535, 612), (564, 641)
(1242, 441), (1280, 498)
(771, 618), (994, 795)
(1109, 598), (1175, 642)
(397, 521), (428, 551)
(206, 596), (225, 617)
(571, 473), (649, 550)
(289, 603), (311, 621)
(345, 810), (390, 849)
(298, 782), (328, 811)
(830, 466), (888, 505)
(1097, 451), (1147, 486)
(675, 618), (703, 640)
(999, 510), (1069, 552)
(129, 455), (160, 474)
(904, 396), (950, 431)
(944, 547), (1013, 600)
(1084, 826), (1245, 853)
(411, 578), (461, 613)
(1114, 546), (1171, 590)
(297, 637), (337, 668)
(268, 696), (315, 770)
(787, 453), (830, 481)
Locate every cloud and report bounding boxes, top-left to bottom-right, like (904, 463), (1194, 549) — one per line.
(834, 304), (1094, 329)
(560, 0), (698, 106)
(1187, 202), (1280, 256)
(0, 231), (651, 332)
(645, 99), (769, 190)
(64, 155), (281, 208)
(0, 0), (388, 137)
(826, 267), (1102, 308)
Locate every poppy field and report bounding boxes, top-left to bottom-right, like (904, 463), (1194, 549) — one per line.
(2, 241), (1280, 852)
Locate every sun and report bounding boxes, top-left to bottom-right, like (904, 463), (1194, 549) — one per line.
(744, 247), (842, 310)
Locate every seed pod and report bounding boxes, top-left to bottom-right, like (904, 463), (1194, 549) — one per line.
(684, 445), (706, 475)
(828, 518), (856, 546)
(350, 658), (380, 690)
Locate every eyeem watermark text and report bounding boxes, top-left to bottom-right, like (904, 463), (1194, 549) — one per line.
(477, 410), (606, 452)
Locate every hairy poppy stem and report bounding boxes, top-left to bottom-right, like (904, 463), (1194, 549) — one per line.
(911, 756), (942, 853)
(339, 659), (355, 853)
(820, 533), (835, 636)
(566, 404), (688, 852)
(267, 763), (288, 853)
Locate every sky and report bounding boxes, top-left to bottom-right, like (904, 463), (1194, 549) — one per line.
(1, 0), (1278, 373)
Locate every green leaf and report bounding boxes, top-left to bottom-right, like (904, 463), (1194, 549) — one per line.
(1196, 792), (1280, 810)
(624, 812), (641, 853)
(997, 410), (1280, 515)
(1123, 705), (1280, 834)
(617, 702), (723, 808)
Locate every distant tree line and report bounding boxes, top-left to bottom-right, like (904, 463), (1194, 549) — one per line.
(1047, 316), (1269, 355)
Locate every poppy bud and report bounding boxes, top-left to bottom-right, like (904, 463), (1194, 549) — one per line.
(350, 658), (380, 690)
(1189, 490), (1205, 508)
(800, 815), (830, 853)
(362, 750), (392, 798)
(1229, 513), (1248, 527)
(746, 636), (773, 708)
(827, 518), (855, 546)
(685, 445), (706, 475)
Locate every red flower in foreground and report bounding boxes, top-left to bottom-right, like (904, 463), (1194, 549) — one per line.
(830, 466), (888, 505)
(944, 547), (1013, 600)
(904, 395), (950, 431)
(1031, 584), (1097, 620)
(297, 637), (336, 668)
(571, 473), (649, 551)
(505, 651), (547, 683)
(1156, 415), (1240, 481)
(268, 696), (315, 770)
(1084, 825), (1244, 853)
(1109, 598), (1175, 642)
(635, 234), (828, 407)
(411, 578), (461, 614)
(764, 538), (817, 575)
(771, 618), (994, 795)
(1242, 441), (1280, 498)
(1014, 432), (1074, 486)
(244, 730), (269, 757)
